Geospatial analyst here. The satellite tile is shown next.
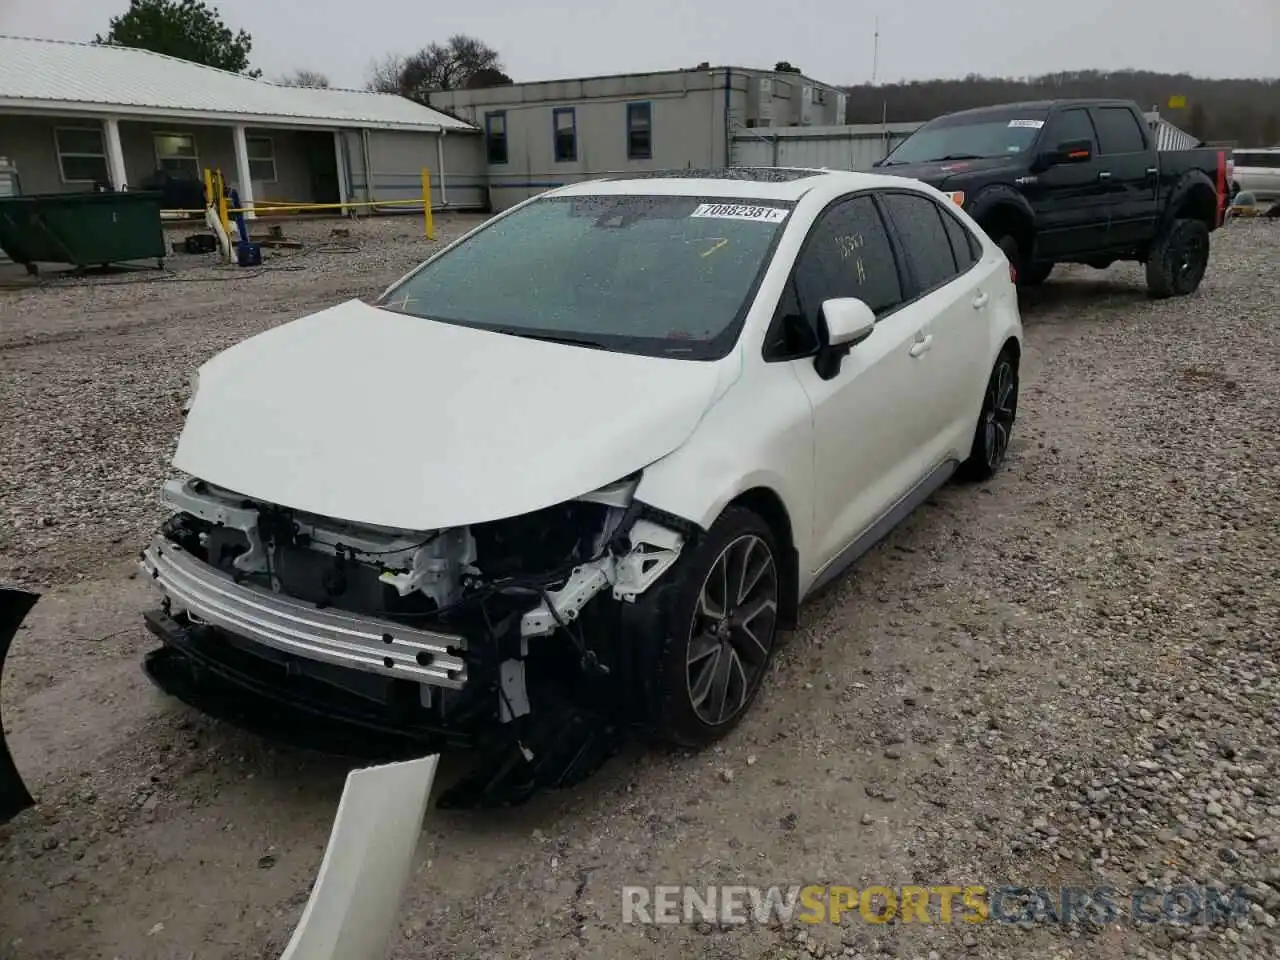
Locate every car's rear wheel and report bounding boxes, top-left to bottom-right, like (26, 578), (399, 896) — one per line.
(960, 347), (1019, 482)
(649, 507), (781, 748)
(1146, 218), (1210, 299)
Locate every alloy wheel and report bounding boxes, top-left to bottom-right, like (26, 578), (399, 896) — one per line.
(984, 360), (1017, 469)
(685, 534), (779, 727)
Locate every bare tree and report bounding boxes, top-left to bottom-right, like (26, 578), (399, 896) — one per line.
(279, 68), (330, 88)
(367, 53), (406, 94)
(366, 35), (503, 102)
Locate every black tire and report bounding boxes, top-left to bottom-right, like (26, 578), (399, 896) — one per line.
(1145, 218), (1210, 299)
(648, 507), (782, 749)
(993, 234), (1023, 283)
(960, 347), (1019, 482)
(1019, 262), (1054, 286)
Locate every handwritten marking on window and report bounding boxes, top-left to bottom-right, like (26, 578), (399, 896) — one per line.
(835, 234), (867, 283)
(700, 238), (729, 258)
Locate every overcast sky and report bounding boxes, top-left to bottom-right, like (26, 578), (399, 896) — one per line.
(1, 0), (1275, 89)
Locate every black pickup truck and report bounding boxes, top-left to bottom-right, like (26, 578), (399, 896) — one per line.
(874, 98), (1229, 298)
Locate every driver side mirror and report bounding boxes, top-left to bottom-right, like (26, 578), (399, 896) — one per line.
(814, 298), (876, 380)
(1037, 138), (1094, 169)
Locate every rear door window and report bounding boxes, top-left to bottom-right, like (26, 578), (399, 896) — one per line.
(1091, 107), (1148, 155)
(939, 207), (982, 271)
(879, 192), (961, 295)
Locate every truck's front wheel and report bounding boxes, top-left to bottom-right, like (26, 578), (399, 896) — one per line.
(994, 234), (1023, 283)
(1146, 218), (1210, 299)
(1019, 262), (1054, 286)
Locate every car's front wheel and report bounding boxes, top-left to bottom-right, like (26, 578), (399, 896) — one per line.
(649, 507), (781, 748)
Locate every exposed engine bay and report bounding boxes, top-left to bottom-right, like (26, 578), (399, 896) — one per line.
(140, 476), (688, 807)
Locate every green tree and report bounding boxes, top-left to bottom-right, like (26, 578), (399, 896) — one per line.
(96, 0), (259, 76)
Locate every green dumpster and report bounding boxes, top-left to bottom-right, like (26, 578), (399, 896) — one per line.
(0, 190), (166, 275)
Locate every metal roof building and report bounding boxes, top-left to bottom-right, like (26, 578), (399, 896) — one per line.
(0, 35), (486, 213)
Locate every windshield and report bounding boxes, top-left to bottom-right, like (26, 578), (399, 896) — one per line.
(882, 111), (1050, 165)
(376, 194), (793, 359)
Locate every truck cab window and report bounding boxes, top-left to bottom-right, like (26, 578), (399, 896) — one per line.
(1044, 108), (1098, 150)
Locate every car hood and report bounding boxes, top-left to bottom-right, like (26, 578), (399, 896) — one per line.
(174, 300), (736, 530)
(877, 155), (1023, 188)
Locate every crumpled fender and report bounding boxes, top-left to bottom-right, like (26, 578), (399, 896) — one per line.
(0, 587), (39, 825)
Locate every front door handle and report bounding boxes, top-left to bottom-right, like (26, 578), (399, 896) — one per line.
(1146, 167), (1158, 177)
(909, 335), (934, 358)
(972, 291), (990, 310)
(1098, 171), (1112, 181)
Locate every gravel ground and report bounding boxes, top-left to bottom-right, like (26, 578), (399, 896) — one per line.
(1, 214), (1278, 960)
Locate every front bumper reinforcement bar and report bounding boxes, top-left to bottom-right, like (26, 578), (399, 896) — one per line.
(140, 538), (468, 689)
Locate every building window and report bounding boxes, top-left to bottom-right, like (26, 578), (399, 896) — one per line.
(485, 111), (508, 165)
(55, 127), (109, 184)
(553, 107), (577, 162)
(246, 136), (277, 183)
(627, 102), (652, 160)
(154, 133), (200, 179)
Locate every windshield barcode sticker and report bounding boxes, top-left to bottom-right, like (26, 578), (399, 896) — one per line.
(1008, 119), (1045, 129)
(690, 203), (788, 223)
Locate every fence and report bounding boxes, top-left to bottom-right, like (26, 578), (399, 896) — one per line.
(175, 167), (437, 241)
(730, 122), (924, 171)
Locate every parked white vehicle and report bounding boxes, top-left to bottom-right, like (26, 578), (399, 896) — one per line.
(140, 168), (1023, 806)
(1231, 149), (1280, 202)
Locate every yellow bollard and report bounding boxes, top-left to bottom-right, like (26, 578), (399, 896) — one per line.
(421, 168), (435, 241)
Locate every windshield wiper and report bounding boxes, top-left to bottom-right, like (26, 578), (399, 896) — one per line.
(498, 329), (611, 350)
(925, 153), (985, 162)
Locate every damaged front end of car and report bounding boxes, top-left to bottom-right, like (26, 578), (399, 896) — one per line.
(139, 474), (690, 808)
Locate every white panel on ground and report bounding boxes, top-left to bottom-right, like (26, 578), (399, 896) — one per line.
(279, 755), (438, 960)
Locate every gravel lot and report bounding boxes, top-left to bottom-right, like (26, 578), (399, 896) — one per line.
(1, 214), (1278, 960)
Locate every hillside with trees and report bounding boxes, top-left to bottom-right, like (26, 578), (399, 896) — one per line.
(842, 71), (1280, 147)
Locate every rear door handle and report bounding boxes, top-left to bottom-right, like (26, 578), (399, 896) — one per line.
(908, 335), (934, 358)
(972, 291), (990, 310)
(1098, 171), (1112, 181)
(1146, 167), (1158, 176)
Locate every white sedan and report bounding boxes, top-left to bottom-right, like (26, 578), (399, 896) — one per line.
(140, 168), (1023, 806)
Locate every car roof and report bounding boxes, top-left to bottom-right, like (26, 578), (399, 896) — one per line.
(937, 98), (1138, 120)
(548, 167), (925, 202)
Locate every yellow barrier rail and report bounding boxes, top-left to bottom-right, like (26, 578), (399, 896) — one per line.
(175, 169), (436, 240)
